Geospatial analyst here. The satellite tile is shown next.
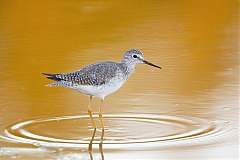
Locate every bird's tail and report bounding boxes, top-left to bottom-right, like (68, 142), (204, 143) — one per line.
(42, 72), (73, 87)
(42, 72), (63, 86)
(41, 73), (62, 81)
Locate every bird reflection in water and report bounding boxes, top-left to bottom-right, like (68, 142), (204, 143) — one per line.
(88, 129), (104, 160)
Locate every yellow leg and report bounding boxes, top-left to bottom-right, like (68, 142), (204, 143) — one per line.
(99, 99), (104, 130)
(88, 96), (96, 129)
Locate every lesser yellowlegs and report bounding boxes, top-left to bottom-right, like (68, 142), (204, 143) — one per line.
(42, 49), (161, 130)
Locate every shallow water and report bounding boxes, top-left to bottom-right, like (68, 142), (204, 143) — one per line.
(0, 1), (239, 160)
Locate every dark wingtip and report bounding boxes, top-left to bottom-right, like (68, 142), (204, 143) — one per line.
(42, 72), (52, 76)
(46, 76), (58, 80)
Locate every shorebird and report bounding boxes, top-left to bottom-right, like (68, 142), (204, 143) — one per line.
(42, 49), (161, 130)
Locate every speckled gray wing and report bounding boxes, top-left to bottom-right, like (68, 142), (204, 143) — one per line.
(42, 61), (121, 86)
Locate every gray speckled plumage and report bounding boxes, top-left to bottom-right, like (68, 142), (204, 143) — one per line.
(43, 61), (127, 86)
(42, 49), (161, 100)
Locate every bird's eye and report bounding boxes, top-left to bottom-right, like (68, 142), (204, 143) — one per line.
(133, 54), (138, 58)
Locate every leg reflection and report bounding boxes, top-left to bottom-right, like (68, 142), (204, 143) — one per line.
(88, 129), (105, 160)
(88, 128), (96, 160)
(99, 129), (105, 160)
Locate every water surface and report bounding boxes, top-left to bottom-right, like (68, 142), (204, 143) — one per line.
(0, 1), (239, 160)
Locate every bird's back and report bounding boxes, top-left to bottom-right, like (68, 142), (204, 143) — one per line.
(43, 61), (124, 87)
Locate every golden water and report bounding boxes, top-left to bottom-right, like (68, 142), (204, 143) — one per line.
(0, 1), (239, 160)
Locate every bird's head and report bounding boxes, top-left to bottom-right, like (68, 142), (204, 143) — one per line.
(121, 49), (161, 69)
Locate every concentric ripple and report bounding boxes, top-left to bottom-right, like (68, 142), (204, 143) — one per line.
(0, 114), (232, 148)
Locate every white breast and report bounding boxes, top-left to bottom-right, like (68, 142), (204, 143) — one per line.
(71, 78), (126, 100)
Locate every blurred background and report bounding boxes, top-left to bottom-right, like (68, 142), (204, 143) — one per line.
(0, 0), (239, 160)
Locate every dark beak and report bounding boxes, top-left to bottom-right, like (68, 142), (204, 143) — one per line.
(142, 59), (162, 69)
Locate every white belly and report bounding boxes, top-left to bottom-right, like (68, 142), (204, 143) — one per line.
(71, 79), (126, 100)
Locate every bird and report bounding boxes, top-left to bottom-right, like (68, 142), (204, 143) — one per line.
(42, 49), (161, 130)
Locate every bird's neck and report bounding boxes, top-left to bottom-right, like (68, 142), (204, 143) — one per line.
(120, 62), (136, 79)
